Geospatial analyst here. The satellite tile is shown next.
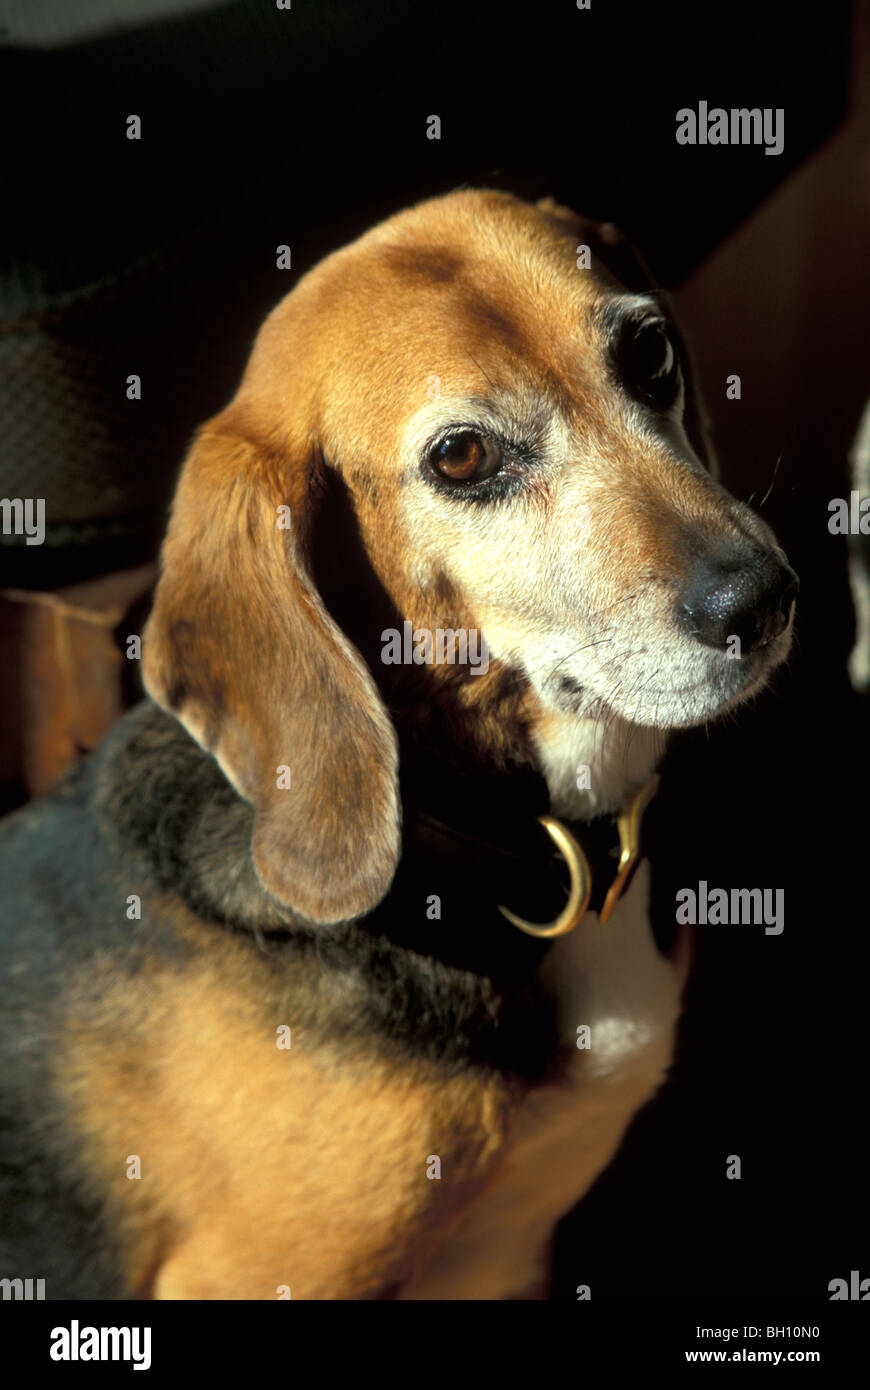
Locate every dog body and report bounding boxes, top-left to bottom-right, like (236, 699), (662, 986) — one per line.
(0, 706), (683, 1300)
(0, 191), (796, 1299)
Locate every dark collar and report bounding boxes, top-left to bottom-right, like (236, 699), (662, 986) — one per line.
(363, 753), (661, 976)
(408, 774), (659, 935)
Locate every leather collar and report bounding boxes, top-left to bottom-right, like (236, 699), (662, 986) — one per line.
(362, 752), (662, 970)
(402, 775), (660, 939)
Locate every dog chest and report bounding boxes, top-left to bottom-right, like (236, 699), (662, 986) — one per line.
(397, 869), (688, 1298)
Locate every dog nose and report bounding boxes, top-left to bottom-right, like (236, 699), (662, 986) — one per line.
(678, 547), (799, 653)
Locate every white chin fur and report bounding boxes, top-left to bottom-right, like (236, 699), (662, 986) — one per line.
(529, 635), (790, 819)
(533, 713), (663, 819)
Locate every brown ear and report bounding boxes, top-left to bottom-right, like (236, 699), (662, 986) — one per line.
(142, 411), (400, 927)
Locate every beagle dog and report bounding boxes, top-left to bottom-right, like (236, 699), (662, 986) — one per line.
(0, 190), (798, 1300)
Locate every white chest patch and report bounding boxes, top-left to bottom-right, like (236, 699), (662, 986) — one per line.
(398, 865), (689, 1300)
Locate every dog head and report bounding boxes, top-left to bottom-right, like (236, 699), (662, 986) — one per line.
(143, 189), (797, 925)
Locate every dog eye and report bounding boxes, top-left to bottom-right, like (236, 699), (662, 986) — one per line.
(620, 317), (680, 408)
(429, 431), (503, 483)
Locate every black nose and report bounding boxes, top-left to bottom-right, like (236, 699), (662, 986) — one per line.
(678, 547), (799, 653)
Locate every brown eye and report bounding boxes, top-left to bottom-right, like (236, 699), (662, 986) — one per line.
(431, 431), (503, 483)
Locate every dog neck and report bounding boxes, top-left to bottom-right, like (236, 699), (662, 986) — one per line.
(97, 703), (660, 1009)
(531, 709), (665, 820)
(387, 657), (665, 828)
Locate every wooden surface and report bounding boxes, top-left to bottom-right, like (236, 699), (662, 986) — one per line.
(0, 564), (157, 804)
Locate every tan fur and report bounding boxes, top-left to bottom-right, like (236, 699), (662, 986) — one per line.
(57, 902), (515, 1300)
(143, 422), (400, 927)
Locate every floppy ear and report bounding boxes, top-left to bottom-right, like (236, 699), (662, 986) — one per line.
(537, 196), (717, 473)
(142, 410), (400, 927)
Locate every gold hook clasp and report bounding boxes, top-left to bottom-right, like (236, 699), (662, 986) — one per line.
(598, 773), (661, 923)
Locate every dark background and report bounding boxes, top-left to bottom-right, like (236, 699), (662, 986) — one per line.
(1, 0), (867, 1301)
